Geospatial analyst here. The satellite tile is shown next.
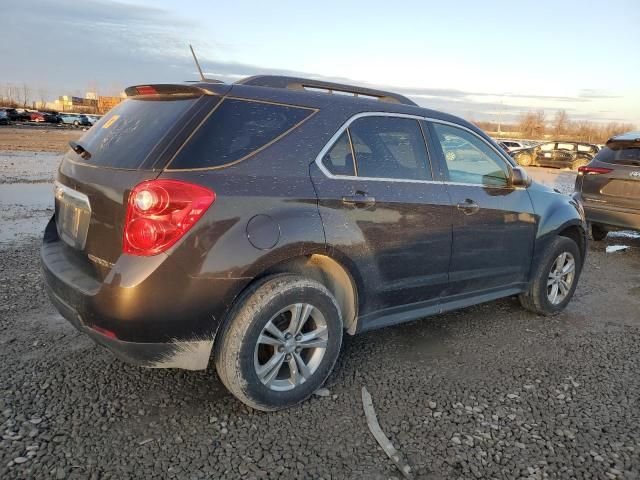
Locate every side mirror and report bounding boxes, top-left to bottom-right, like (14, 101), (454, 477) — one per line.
(510, 166), (532, 187)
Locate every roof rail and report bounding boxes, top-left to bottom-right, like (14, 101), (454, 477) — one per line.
(236, 75), (417, 106)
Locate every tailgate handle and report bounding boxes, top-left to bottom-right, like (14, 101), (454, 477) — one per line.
(342, 192), (376, 208)
(457, 199), (480, 215)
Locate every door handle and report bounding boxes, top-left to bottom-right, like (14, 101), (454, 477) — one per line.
(456, 199), (480, 215)
(342, 193), (376, 207)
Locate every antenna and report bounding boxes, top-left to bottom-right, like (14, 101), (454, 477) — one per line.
(189, 44), (205, 81)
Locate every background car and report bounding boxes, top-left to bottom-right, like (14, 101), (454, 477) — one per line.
(512, 141), (598, 169)
(0, 110), (9, 125)
(497, 141), (511, 153)
(86, 114), (102, 125)
(59, 113), (91, 127)
(29, 111), (46, 122)
(41, 111), (62, 124)
(497, 139), (526, 152)
(574, 132), (640, 240)
(3, 108), (30, 122)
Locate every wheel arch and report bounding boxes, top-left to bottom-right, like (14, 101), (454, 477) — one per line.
(256, 254), (359, 335)
(557, 223), (587, 263)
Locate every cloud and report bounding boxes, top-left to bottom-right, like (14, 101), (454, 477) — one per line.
(1, 0), (635, 125)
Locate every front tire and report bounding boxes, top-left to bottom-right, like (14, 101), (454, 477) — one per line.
(214, 274), (343, 411)
(519, 236), (581, 316)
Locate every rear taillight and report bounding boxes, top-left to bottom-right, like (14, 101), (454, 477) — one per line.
(577, 166), (613, 175)
(123, 179), (215, 256)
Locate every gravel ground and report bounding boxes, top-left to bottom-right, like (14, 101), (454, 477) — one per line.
(1, 146), (640, 479)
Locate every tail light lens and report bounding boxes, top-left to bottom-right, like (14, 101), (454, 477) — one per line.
(578, 166), (613, 175)
(123, 179), (215, 256)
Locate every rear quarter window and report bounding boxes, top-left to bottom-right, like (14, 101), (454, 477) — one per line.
(169, 98), (314, 169)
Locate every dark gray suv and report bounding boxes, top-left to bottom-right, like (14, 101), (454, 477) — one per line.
(41, 76), (587, 410)
(574, 132), (640, 240)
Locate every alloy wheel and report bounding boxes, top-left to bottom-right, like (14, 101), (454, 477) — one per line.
(547, 252), (576, 305)
(254, 303), (328, 391)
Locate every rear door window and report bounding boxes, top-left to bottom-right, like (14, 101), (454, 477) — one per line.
(170, 99), (314, 169)
(347, 116), (431, 180)
(72, 97), (201, 169)
(323, 132), (356, 176)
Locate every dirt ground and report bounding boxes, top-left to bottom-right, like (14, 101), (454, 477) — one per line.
(0, 126), (81, 153)
(1, 128), (639, 479)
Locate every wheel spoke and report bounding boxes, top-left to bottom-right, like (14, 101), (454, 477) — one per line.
(287, 355), (301, 385)
(288, 303), (313, 336)
(293, 352), (311, 380)
(547, 276), (555, 287)
(256, 352), (285, 385)
(298, 325), (328, 349)
(559, 279), (570, 295)
(562, 258), (575, 275)
(258, 333), (284, 347)
(264, 320), (286, 342)
(550, 283), (559, 303)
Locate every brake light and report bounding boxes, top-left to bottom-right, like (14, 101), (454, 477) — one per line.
(578, 166), (613, 175)
(135, 85), (158, 95)
(123, 180), (215, 256)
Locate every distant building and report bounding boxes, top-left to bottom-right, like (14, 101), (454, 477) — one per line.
(97, 95), (124, 113)
(52, 92), (125, 114)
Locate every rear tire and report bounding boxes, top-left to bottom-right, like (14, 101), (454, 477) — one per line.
(214, 274), (343, 411)
(519, 236), (581, 316)
(591, 224), (608, 241)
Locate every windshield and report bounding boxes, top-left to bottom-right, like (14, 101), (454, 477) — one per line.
(596, 146), (640, 166)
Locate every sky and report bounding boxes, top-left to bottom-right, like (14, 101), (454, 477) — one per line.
(2, 0), (639, 125)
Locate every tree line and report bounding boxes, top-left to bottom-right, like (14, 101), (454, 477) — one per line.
(475, 110), (636, 144)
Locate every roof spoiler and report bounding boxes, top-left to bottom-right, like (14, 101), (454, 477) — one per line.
(606, 131), (640, 149)
(236, 75), (417, 106)
(124, 84), (213, 97)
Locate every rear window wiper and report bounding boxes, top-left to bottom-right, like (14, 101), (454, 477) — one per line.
(69, 141), (92, 160)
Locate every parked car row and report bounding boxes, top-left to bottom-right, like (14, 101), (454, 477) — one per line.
(0, 108), (101, 127)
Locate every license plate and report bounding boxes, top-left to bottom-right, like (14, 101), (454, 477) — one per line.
(544, 152), (552, 158)
(54, 182), (91, 250)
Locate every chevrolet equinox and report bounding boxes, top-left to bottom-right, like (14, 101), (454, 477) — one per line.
(42, 76), (587, 410)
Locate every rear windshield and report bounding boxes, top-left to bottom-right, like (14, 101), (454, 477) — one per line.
(72, 96), (199, 169)
(169, 98), (314, 169)
(596, 146), (640, 166)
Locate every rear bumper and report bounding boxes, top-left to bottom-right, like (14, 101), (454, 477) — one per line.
(46, 283), (212, 369)
(582, 202), (640, 231)
(41, 216), (248, 369)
